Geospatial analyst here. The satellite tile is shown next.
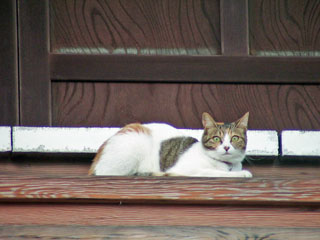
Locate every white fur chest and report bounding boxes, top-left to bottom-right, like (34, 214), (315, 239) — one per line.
(166, 142), (231, 175)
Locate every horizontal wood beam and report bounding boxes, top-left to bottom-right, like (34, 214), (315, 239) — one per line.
(0, 176), (320, 206)
(50, 54), (320, 83)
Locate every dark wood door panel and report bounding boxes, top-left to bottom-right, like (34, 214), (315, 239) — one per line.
(18, 0), (51, 126)
(249, 0), (320, 56)
(50, 0), (221, 55)
(52, 82), (320, 131)
(0, 0), (18, 125)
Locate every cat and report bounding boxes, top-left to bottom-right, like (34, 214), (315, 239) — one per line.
(89, 112), (252, 178)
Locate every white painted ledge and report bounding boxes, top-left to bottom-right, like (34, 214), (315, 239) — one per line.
(12, 127), (118, 153)
(0, 127), (11, 152)
(247, 130), (278, 156)
(12, 127), (278, 156)
(281, 131), (320, 156)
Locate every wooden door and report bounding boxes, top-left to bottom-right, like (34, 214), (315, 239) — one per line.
(17, 0), (320, 131)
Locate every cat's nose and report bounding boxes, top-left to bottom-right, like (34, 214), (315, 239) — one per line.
(224, 146), (230, 152)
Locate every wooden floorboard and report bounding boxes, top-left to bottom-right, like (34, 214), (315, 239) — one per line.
(0, 175), (320, 206)
(1, 157), (320, 177)
(0, 204), (319, 228)
(0, 164), (319, 234)
(1, 225), (319, 240)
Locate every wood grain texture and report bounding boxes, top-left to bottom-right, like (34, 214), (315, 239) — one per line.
(52, 82), (320, 131)
(1, 225), (320, 240)
(0, 157), (90, 176)
(1, 175), (320, 206)
(0, 203), (319, 228)
(50, 0), (221, 55)
(249, 0), (320, 56)
(18, 0), (51, 125)
(0, 0), (18, 125)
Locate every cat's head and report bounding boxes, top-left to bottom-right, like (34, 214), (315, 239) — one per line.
(201, 112), (249, 164)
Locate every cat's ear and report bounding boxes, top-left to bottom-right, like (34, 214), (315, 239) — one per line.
(235, 112), (249, 129)
(202, 112), (218, 129)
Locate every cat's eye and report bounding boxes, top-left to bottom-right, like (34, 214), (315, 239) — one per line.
(231, 136), (240, 142)
(212, 136), (221, 143)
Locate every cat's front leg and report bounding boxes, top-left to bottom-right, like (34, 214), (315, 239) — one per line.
(151, 172), (180, 177)
(227, 170), (252, 178)
(230, 162), (242, 171)
(188, 169), (252, 178)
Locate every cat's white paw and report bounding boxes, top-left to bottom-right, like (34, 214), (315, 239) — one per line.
(240, 170), (252, 178)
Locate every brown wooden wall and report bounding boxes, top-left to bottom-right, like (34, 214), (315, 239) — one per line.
(50, 0), (222, 55)
(249, 0), (320, 56)
(52, 82), (320, 130)
(4, 0), (320, 131)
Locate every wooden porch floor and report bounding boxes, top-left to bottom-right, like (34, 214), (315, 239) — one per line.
(0, 156), (319, 239)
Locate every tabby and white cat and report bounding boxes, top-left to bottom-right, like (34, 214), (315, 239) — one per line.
(89, 112), (252, 178)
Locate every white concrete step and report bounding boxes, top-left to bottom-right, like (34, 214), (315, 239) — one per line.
(281, 131), (320, 157)
(12, 127), (118, 153)
(0, 127), (11, 152)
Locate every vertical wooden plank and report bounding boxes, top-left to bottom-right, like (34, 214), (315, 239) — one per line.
(18, 0), (51, 126)
(220, 0), (249, 56)
(0, 0), (18, 125)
